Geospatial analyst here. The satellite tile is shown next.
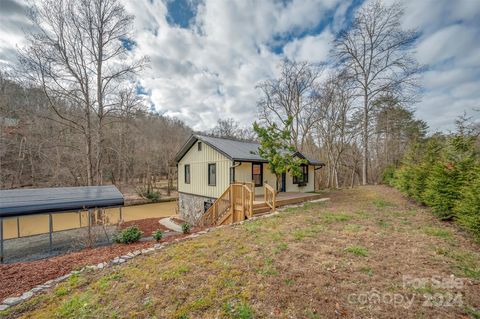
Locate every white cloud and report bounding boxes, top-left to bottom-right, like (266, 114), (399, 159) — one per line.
(0, 0), (479, 132)
(283, 30), (333, 63)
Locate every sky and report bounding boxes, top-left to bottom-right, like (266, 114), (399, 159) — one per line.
(0, 0), (479, 132)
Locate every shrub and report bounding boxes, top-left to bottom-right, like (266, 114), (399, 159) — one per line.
(423, 135), (476, 220)
(455, 166), (480, 240)
(114, 226), (142, 244)
(181, 223), (191, 234)
(382, 165), (396, 186)
(136, 187), (160, 202)
(152, 229), (163, 241)
(391, 126), (480, 239)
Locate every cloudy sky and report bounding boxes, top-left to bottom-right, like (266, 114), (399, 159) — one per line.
(1, 0), (479, 132)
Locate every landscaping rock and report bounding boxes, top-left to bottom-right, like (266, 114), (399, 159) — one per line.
(21, 291), (33, 300)
(30, 286), (44, 293)
(141, 248), (154, 254)
(154, 244), (164, 250)
(112, 257), (126, 264)
(0, 304), (9, 311)
(132, 250), (141, 256)
(97, 262), (105, 269)
(3, 296), (23, 306)
(121, 255), (132, 260)
(54, 274), (71, 282)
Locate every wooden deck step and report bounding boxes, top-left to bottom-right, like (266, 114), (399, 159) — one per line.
(253, 206), (271, 214)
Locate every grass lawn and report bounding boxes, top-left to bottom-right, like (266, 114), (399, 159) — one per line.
(2, 186), (479, 318)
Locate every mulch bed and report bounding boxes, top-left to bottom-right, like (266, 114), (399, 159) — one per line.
(0, 230), (199, 301)
(119, 218), (170, 237)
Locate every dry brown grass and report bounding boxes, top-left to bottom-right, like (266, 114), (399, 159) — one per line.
(2, 185), (480, 319)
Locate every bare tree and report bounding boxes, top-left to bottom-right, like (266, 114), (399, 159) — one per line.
(18, 0), (147, 185)
(257, 59), (323, 150)
(314, 73), (357, 188)
(209, 118), (256, 141)
(332, 0), (422, 185)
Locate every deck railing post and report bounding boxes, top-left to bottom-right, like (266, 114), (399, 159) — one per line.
(241, 186), (245, 221)
(0, 217), (4, 263)
(49, 213), (53, 253)
(17, 216), (20, 238)
(88, 209), (92, 246)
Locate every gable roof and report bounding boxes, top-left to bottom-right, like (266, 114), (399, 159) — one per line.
(174, 134), (324, 166)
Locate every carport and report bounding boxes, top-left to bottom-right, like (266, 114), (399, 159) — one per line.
(0, 185), (124, 263)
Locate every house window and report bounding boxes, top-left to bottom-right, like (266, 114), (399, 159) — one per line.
(208, 163), (216, 186)
(184, 164), (190, 184)
(252, 163), (263, 187)
(293, 165), (308, 185)
(198, 142), (202, 151)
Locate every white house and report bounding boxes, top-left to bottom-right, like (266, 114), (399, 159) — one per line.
(174, 134), (324, 223)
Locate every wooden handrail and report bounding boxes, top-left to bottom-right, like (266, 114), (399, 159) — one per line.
(198, 183), (254, 227)
(264, 183), (276, 212)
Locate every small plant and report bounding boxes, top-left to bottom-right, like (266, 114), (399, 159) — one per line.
(181, 223), (191, 234)
(114, 226), (142, 244)
(152, 229), (163, 241)
(223, 301), (254, 319)
(136, 187), (160, 202)
(344, 245), (369, 257)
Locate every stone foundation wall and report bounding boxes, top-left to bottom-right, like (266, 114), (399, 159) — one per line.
(178, 193), (215, 225)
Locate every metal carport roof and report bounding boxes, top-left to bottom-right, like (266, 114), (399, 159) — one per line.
(0, 185), (124, 218)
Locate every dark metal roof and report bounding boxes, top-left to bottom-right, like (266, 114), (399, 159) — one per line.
(174, 134), (324, 166)
(0, 185), (124, 217)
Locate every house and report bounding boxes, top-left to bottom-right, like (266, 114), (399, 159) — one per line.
(174, 134), (324, 225)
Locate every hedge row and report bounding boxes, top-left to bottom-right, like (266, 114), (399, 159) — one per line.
(384, 133), (480, 240)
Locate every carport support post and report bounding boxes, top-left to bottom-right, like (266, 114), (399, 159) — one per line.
(119, 207), (123, 222)
(49, 213), (53, 253)
(1, 217), (4, 263)
(88, 209), (92, 246)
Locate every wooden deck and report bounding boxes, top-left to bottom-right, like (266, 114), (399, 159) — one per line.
(253, 192), (323, 214)
(198, 184), (324, 226)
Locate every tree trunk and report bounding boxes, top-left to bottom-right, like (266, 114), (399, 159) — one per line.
(362, 93), (369, 185)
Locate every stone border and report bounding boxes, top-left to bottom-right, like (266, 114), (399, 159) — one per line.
(0, 198), (329, 312)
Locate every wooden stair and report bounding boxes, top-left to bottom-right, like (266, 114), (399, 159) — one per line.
(253, 202), (272, 214)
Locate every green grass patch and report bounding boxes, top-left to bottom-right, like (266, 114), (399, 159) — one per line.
(343, 224), (363, 232)
(344, 245), (369, 257)
(273, 242), (288, 254)
(372, 198), (396, 208)
(56, 292), (96, 318)
(465, 306), (480, 319)
(54, 286), (69, 297)
(320, 212), (352, 223)
(292, 225), (323, 240)
(359, 266), (373, 276)
(435, 247), (480, 279)
(377, 219), (391, 228)
(284, 278), (295, 286)
(162, 264), (190, 280)
(423, 227), (452, 239)
(257, 256), (278, 276)
(223, 301), (255, 319)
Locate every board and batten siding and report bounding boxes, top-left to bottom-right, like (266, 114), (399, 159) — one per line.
(234, 163), (313, 195)
(234, 162), (276, 196)
(177, 141), (232, 198)
(285, 165), (315, 192)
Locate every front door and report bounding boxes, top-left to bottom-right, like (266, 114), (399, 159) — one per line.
(281, 173), (286, 192)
